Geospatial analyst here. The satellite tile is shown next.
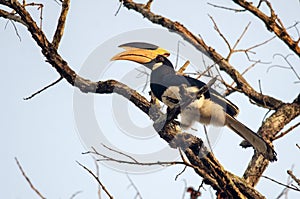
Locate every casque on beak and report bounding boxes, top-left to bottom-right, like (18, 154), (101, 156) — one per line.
(111, 42), (170, 66)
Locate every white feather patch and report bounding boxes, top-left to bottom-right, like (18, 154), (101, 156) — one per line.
(181, 99), (226, 129)
(161, 86), (181, 108)
(161, 85), (226, 129)
(152, 62), (163, 70)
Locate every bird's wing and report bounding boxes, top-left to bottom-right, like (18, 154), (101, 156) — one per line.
(160, 74), (239, 117)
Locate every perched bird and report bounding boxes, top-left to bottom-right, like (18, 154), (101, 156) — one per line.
(111, 42), (277, 161)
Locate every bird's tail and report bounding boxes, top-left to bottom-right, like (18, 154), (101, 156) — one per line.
(225, 114), (277, 161)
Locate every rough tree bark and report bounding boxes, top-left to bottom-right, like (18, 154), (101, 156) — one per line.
(0, 0), (299, 198)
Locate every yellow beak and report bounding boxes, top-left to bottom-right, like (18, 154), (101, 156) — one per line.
(111, 43), (170, 64)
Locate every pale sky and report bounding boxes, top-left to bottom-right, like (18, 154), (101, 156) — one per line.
(1, 1), (300, 199)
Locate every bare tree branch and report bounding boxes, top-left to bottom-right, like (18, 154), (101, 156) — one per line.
(77, 161), (114, 199)
(92, 157), (102, 199)
(232, 0), (300, 57)
(6, 19), (22, 41)
(69, 191), (83, 199)
(22, 2), (43, 29)
(83, 148), (186, 167)
(287, 170), (300, 187)
(23, 77), (63, 100)
(101, 144), (139, 163)
(127, 174), (143, 199)
(275, 165), (294, 199)
(52, 0), (70, 49)
(1, 0), (299, 198)
(15, 158), (46, 199)
(262, 175), (300, 192)
(274, 122), (300, 140)
(207, 2), (246, 12)
(0, 8), (27, 26)
(268, 53), (300, 81)
(208, 15), (232, 57)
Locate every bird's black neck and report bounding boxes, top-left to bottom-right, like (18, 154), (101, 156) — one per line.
(150, 61), (175, 101)
(151, 64), (175, 79)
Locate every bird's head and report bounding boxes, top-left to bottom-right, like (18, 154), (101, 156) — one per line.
(111, 42), (173, 70)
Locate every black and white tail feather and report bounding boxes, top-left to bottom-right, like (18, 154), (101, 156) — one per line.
(225, 114), (276, 161)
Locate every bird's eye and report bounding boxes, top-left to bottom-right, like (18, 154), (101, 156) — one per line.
(155, 55), (164, 62)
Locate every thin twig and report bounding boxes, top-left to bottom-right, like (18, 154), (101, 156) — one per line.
(232, 22), (251, 50)
(244, 36), (276, 52)
(203, 126), (213, 153)
(262, 175), (300, 192)
(287, 170), (300, 187)
(201, 52), (213, 77)
(100, 144), (139, 163)
(127, 174), (143, 199)
(207, 2), (246, 12)
(134, 67), (150, 92)
(274, 122), (300, 140)
(23, 77), (63, 100)
(208, 15), (231, 55)
(23, 2), (43, 29)
(175, 149), (198, 181)
(196, 63), (216, 80)
(15, 158), (46, 199)
(92, 157), (102, 199)
(181, 179), (188, 199)
(9, 19), (22, 41)
(92, 153), (185, 167)
(175, 166), (187, 181)
(275, 165), (294, 199)
(175, 41), (185, 69)
(258, 79), (263, 94)
(69, 191), (83, 199)
(240, 61), (259, 76)
(77, 161), (114, 199)
(268, 54), (300, 80)
(114, 1), (122, 16)
(83, 147), (185, 167)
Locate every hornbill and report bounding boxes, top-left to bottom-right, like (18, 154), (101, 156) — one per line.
(111, 42), (277, 161)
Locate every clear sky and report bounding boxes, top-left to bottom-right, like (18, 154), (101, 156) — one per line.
(0, 0), (299, 198)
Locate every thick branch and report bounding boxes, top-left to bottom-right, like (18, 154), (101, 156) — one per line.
(243, 101), (300, 186)
(232, 0), (300, 57)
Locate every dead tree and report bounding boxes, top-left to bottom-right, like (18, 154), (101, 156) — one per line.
(1, 0), (299, 198)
